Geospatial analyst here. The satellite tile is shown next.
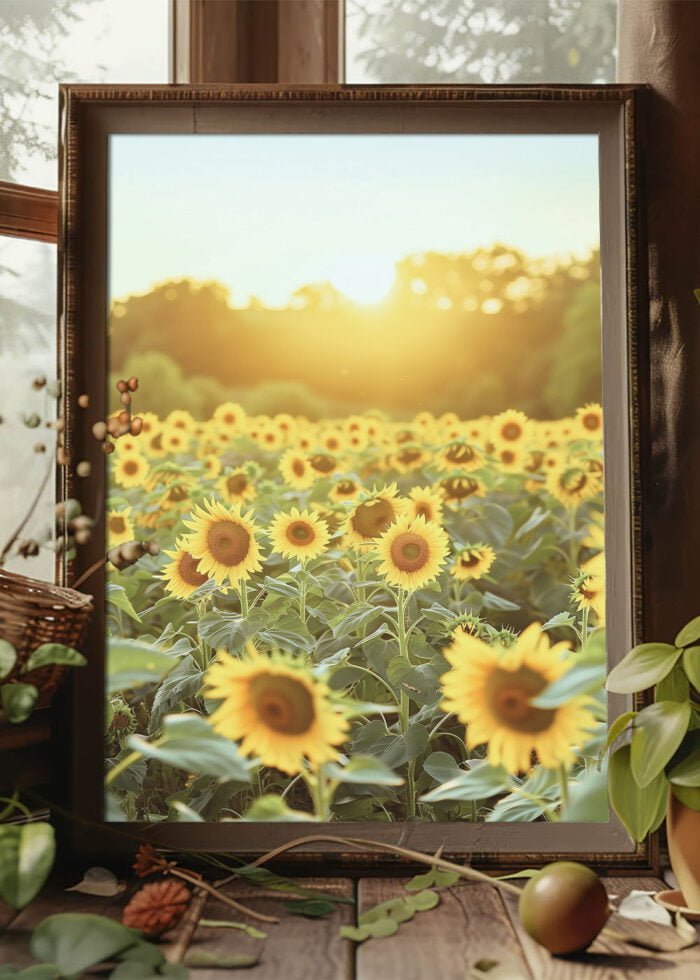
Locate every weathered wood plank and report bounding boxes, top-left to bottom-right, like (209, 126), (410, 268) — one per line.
(502, 876), (700, 979)
(355, 878), (533, 980)
(182, 878), (354, 979)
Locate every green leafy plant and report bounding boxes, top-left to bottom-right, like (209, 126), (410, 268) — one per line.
(605, 615), (700, 840)
(0, 641), (86, 724)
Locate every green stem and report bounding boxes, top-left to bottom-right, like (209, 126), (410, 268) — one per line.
(396, 589), (416, 820)
(105, 748), (144, 786)
(299, 578), (306, 624)
(558, 764), (570, 815)
(239, 582), (249, 618)
(567, 506), (579, 574)
(0, 793), (31, 820)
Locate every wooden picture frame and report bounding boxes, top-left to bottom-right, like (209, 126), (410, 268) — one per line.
(56, 84), (654, 872)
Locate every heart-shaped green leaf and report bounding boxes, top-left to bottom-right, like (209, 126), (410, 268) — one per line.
(630, 701), (691, 787)
(0, 640), (17, 680)
(682, 646), (700, 689)
(23, 643), (86, 672)
(606, 643), (681, 694)
(609, 744), (668, 841)
(1, 683), (38, 723)
(675, 616), (700, 648)
(30, 913), (141, 974)
(0, 823), (55, 909)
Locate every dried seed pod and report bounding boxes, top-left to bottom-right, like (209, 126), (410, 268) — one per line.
(56, 447), (70, 466)
(116, 379), (128, 393)
(119, 392), (131, 406)
(130, 416), (143, 435)
(32, 375), (47, 390)
(103, 441), (115, 455)
(146, 541), (160, 556)
(70, 514), (94, 531)
(118, 410), (130, 424)
(76, 460), (91, 478)
(18, 539), (40, 557)
(73, 528), (91, 545)
(106, 417), (121, 436)
(92, 421), (108, 441)
(127, 376), (139, 392)
(78, 394), (89, 408)
(34, 442), (46, 453)
(46, 380), (62, 398)
(23, 413), (41, 428)
(54, 418), (66, 433)
(55, 499), (82, 522)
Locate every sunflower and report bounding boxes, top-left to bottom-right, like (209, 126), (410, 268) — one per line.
(329, 477), (362, 503)
(576, 402), (603, 439)
(107, 508), (134, 546)
(112, 451), (149, 489)
(184, 498), (262, 586)
(205, 648), (349, 775)
(216, 467), (257, 504)
(493, 445), (525, 473)
(279, 449), (317, 490)
(345, 483), (406, 548)
(213, 401), (247, 431)
(258, 425), (283, 453)
(375, 515), (449, 591)
(582, 511), (605, 551)
(161, 539), (210, 598)
(160, 427), (191, 455)
(546, 463), (602, 508)
(390, 443), (431, 474)
(451, 544), (496, 581)
(159, 477), (195, 511)
(165, 409), (195, 433)
(268, 507), (330, 562)
(440, 623), (596, 773)
(138, 412), (161, 439)
(407, 485), (444, 524)
(199, 453), (222, 479)
(491, 409), (531, 449)
(435, 440), (484, 473)
(319, 428), (345, 454)
(113, 434), (141, 455)
(438, 475), (485, 506)
(571, 553), (605, 624)
(143, 430), (167, 459)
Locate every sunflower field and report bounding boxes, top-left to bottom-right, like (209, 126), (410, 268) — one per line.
(105, 401), (608, 824)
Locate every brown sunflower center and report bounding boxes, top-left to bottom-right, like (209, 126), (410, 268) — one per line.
(524, 451), (544, 474)
(226, 473), (248, 494)
(109, 516), (126, 534)
(310, 454), (335, 474)
(351, 498), (396, 538)
(291, 459), (306, 477)
(415, 503), (432, 519)
(447, 443), (475, 464)
(336, 480), (356, 496)
(207, 521), (251, 566)
(563, 470), (587, 493)
(250, 674), (315, 735)
(178, 551), (208, 587)
(286, 520), (315, 545)
(398, 447), (422, 465)
(390, 532), (429, 572)
(151, 433), (163, 451)
(223, 412), (235, 424)
(460, 551), (480, 568)
(325, 437), (340, 450)
(501, 422), (522, 441)
(123, 460), (139, 476)
(501, 450), (516, 465)
(583, 412), (600, 431)
(169, 485), (188, 502)
(442, 477), (479, 500)
(486, 666), (555, 734)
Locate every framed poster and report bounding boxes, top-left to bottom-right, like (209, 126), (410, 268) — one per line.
(57, 85), (652, 870)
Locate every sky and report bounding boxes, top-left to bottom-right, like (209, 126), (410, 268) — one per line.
(109, 133), (599, 307)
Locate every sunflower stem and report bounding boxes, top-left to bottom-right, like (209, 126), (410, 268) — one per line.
(558, 764), (570, 815)
(396, 589), (416, 820)
(239, 582), (249, 618)
(299, 578), (306, 624)
(567, 506), (579, 575)
(105, 748), (145, 786)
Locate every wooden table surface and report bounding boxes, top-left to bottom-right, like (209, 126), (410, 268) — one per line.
(2, 874), (699, 978)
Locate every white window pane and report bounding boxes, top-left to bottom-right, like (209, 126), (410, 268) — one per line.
(0, 0), (170, 188)
(0, 235), (56, 581)
(345, 0), (617, 84)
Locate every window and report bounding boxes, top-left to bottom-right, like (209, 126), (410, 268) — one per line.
(345, 0), (617, 84)
(0, 0), (170, 580)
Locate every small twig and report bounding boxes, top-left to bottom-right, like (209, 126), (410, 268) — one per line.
(0, 455), (54, 565)
(168, 867), (279, 924)
(246, 834), (522, 898)
(72, 555), (106, 590)
(166, 886), (208, 964)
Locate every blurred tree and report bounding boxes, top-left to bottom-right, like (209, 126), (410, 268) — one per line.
(346, 0), (616, 84)
(0, 0), (92, 181)
(545, 281), (602, 415)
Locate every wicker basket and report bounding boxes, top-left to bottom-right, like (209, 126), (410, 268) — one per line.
(0, 568), (93, 707)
